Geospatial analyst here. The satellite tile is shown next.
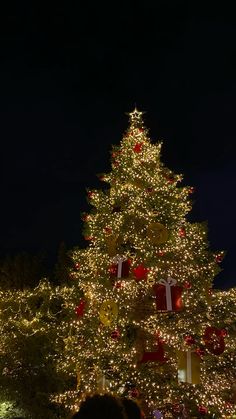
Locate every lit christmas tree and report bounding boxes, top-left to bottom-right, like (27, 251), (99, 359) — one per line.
(54, 109), (236, 418)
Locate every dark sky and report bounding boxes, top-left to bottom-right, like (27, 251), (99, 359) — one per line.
(0, 2), (235, 289)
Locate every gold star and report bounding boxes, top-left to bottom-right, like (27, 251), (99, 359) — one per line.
(126, 107), (145, 128)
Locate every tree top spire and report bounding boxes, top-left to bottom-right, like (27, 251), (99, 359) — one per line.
(127, 107), (145, 129)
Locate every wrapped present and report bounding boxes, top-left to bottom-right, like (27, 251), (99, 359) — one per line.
(96, 370), (111, 392)
(154, 277), (183, 311)
(109, 255), (130, 278)
(177, 349), (201, 384)
(139, 336), (166, 364)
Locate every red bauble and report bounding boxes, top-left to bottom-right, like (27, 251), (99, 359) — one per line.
(75, 300), (86, 317)
(203, 326), (225, 355)
(111, 329), (120, 339)
(215, 254), (223, 263)
(74, 262), (80, 270)
(184, 335), (195, 345)
(129, 388), (139, 398)
(157, 250), (165, 257)
(178, 227), (186, 237)
(81, 213), (89, 221)
(104, 227), (112, 234)
(133, 143), (143, 153)
(133, 264), (149, 281)
(183, 281), (192, 289)
(88, 191), (94, 199)
(189, 186), (195, 194)
(195, 347), (205, 358)
(84, 236), (93, 241)
(198, 406), (208, 415)
(114, 281), (122, 289)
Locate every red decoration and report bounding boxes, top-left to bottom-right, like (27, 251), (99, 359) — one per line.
(109, 257), (131, 279)
(157, 250), (165, 257)
(198, 406), (208, 415)
(195, 347), (205, 358)
(203, 326), (225, 355)
(74, 263), (80, 270)
(111, 329), (120, 339)
(139, 336), (166, 364)
(104, 227), (112, 234)
(215, 254), (223, 263)
(178, 227), (186, 237)
(133, 264), (149, 281)
(146, 187), (154, 193)
(183, 281), (192, 289)
(84, 236), (94, 241)
(221, 328), (227, 337)
(75, 300), (86, 317)
(81, 213), (89, 222)
(114, 281), (122, 289)
(133, 143), (143, 153)
(129, 388), (139, 398)
(184, 335), (195, 345)
(154, 278), (183, 311)
(88, 191), (94, 199)
(189, 186), (195, 194)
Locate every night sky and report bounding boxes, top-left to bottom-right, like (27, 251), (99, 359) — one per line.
(0, 3), (235, 289)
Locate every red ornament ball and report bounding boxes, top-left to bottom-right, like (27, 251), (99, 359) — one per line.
(215, 254), (223, 263)
(203, 326), (225, 355)
(114, 281), (122, 289)
(133, 143), (143, 153)
(74, 263), (80, 270)
(184, 335), (195, 345)
(129, 388), (139, 398)
(189, 186), (195, 194)
(104, 227), (112, 234)
(133, 264), (149, 281)
(178, 227), (186, 237)
(198, 406), (208, 415)
(195, 347), (205, 357)
(111, 329), (120, 339)
(183, 281), (191, 289)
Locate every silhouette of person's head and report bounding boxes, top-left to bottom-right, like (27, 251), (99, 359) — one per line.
(71, 394), (127, 419)
(121, 398), (142, 419)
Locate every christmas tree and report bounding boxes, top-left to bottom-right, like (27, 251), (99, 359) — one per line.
(54, 109), (236, 418)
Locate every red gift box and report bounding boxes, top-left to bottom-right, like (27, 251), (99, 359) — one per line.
(109, 256), (130, 279)
(154, 277), (183, 311)
(139, 337), (166, 364)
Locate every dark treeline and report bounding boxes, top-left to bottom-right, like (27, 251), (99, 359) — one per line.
(0, 242), (72, 290)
